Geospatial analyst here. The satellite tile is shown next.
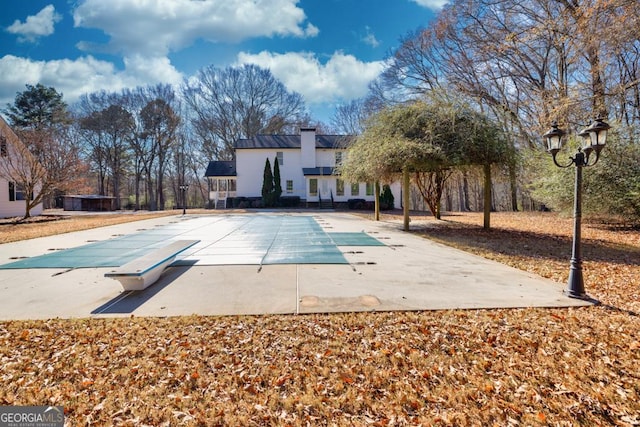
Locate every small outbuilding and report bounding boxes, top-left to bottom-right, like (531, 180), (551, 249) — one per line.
(63, 195), (116, 212)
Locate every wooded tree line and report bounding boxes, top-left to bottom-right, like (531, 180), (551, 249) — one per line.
(2, 65), (318, 216)
(334, 0), (640, 223)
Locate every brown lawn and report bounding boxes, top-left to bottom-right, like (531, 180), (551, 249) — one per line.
(0, 211), (638, 426)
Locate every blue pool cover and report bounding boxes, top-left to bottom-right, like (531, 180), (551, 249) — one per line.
(0, 215), (384, 269)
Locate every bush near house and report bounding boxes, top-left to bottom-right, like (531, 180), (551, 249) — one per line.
(229, 196), (300, 209)
(348, 199), (367, 209)
(380, 184), (395, 210)
(279, 196), (301, 207)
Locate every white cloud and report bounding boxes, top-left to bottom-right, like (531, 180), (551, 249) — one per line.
(6, 5), (62, 43)
(236, 51), (384, 105)
(410, 0), (449, 11)
(0, 54), (182, 108)
(305, 23), (320, 38)
(73, 0), (317, 57)
(122, 55), (183, 84)
(362, 26), (380, 48)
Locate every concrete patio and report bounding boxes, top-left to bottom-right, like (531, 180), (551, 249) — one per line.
(0, 212), (591, 320)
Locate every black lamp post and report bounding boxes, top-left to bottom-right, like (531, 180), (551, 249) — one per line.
(542, 118), (611, 300)
(179, 184), (189, 215)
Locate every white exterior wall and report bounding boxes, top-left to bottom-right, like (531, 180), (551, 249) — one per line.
(316, 149), (336, 167)
(236, 148), (306, 198)
(234, 136), (403, 206)
(0, 117), (45, 218)
(305, 177), (401, 207)
(300, 129), (316, 168)
(0, 177), (43, 218)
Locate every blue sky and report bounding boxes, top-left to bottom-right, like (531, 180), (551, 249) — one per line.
(0, 0), (446, 122)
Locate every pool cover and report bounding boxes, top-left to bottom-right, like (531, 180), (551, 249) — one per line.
(0, 215), (384, 269)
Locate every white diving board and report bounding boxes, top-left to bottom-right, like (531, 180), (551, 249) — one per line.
(105, 240), (199, 291)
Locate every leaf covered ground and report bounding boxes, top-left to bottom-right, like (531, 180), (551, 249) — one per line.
(1, 211), (639, 426)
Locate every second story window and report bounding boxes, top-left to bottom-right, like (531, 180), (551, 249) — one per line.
(276, 151), (284, 166)
(335, 151), (343, 166)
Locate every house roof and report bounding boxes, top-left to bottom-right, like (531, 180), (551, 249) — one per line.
(205, 161), (237, 177)
(63, 195), (116, 199)
(302, 167), (336, 176)
(235, 134), (354, 149)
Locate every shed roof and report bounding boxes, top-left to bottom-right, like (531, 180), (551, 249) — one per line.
(205, 161), (237, 177)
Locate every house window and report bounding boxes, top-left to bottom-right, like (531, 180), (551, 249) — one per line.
(335, 151), (343, 166)
(351, 183), (359, 196)
(228, 179), (236, 192)
(309, 179), (318, 196)
(366, 182), (374, 196)
(276, 151), (284, 166)
(286, 180), (293, 193)
(8, 182), (27, 201)
(0, 135), (7, 157)
(336, 179), (344, 196)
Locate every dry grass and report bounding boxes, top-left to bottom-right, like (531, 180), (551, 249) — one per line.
(1, 211), (639, 426)
(0, 211), (176, 244)
(0, 209), (246, 244)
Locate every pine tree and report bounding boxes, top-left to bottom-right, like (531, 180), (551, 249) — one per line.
(273, 156), (282, 204)
(261, 157), (274, 207)
(380, 184), (394, 210)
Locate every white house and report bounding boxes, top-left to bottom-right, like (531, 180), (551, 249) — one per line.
(205, 127), (400, 209)
(0, 116), (43, 218)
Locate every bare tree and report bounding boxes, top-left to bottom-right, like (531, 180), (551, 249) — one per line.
(139, 94), (181, 210)
(78, 100), (134, 209)
(330, 98), (369, 135)
(182, 64), (307, 160)
(2, 84), (87, 217)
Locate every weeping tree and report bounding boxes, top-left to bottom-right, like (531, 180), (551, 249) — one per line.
(341, 97), (511, 229)
(455, 108), (512, 229)
(340, 101), (444, 230)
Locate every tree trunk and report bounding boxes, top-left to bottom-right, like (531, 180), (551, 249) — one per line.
(134, 174), (140, 210)
(435, 171), (443, 220)
(463, 172), (470, 211)
(483, 163), (492, 230)
(158, 174), (165, 210)
(146, 171), (156, 211)
(403, 169), (410, 232)
(509, 162), (518, 211)
(374, 181), (380, 221)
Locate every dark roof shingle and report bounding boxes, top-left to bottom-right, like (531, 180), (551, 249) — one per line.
(302, 167), (336, 176)
(235, 134), (354, 149)
(204, 161), (236, 177)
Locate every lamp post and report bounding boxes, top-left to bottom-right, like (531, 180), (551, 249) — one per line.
(179, 184), (189, 215)
(542, 118), (611, 300)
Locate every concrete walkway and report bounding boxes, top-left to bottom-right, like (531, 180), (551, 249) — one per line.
(0, 212), (590, 320)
